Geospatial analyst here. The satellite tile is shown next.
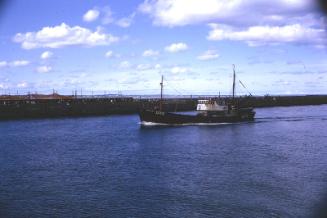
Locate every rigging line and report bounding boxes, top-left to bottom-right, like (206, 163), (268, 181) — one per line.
(155, 71), (189, 95)
(162, 77), (186, 96)
(164, 82), (184, 96)
(300, 61), (308, 74)
(239, 80), (252, 96)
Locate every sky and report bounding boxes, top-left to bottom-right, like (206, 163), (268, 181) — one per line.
(0, 0), (327, 96)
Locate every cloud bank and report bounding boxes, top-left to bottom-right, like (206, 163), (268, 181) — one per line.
(139, 0), (324, 47)
(207, 24), (325, 47)
(138, 0), (313, 27)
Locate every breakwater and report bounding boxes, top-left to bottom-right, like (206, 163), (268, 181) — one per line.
(0, 96), (195, 120)
(0, 95), (326, 120)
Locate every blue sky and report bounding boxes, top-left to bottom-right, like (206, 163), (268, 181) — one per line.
(0, 0), (326, 96)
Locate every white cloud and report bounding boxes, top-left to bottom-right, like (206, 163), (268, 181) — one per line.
(10, 60), (30, 67)
(0, 61), (7, 67)
(139, 0), (237, 26)
(170, 66), (188, 74)
(136, 64), (152, 71)
(138, 0), (312, 27)
(102, 6), (114, 24)
(83, 9), (100, 22)
(13, 23), (119, 49)
(116, 13), (136, 28)
(37, 65), (52, 73)
(119, 61), (130, 68)
(105, 50), (113, 58)
(99, 6), (134, 27)
(0, 60), (30, 67)
(17, 82), (28, 88)
(165, 42), (188, 53)
(142, 49), (160, 57)
(207, 24), (325, 46)
(40, 51), (53, 59)
(197, 50), (219, 60)
(116, 18), (132, 28)
(136, 63), (162, 71)
(105, 50), (121, 58)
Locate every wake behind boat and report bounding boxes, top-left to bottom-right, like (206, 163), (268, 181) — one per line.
(139, 66), (255, 125)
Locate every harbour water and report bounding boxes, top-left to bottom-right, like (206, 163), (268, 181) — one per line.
(1, 105), (327, 217)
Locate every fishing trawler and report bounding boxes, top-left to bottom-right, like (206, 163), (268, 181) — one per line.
(139, 66), (255, 125)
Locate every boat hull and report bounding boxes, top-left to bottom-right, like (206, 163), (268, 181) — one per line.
(139, 109), (255, 125)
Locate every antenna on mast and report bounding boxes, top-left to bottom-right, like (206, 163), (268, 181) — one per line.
(160, 75), (163, 111)
(232, 64), (236, 100)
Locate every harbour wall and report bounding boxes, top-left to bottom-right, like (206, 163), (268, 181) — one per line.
(0, 97), (195, 120)
(0, 95), (326, 120)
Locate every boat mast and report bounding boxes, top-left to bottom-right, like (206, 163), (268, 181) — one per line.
(232, 64), (236, 100)
(160, 75), (163, 111)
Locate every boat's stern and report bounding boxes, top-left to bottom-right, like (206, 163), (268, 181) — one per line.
(239, 107), (255, 120)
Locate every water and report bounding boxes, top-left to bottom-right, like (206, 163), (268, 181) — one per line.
(1, 105), (327, 217)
